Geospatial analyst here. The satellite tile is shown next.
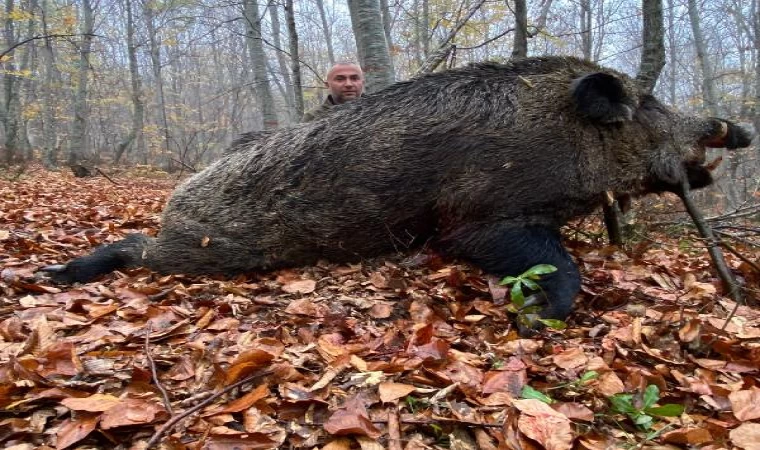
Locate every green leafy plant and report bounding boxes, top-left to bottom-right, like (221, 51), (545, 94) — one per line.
(609, 385), (684, 430)
(499, 264), (567, 330)
(520, 385), (555, 404)
(404, 396), (429, 413)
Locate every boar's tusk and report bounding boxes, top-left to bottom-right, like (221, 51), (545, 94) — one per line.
(716, 120), (729, 139)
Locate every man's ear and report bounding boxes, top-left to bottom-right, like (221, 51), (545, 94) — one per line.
(570, 72), (635, 123)
(323, 81), (330, 88)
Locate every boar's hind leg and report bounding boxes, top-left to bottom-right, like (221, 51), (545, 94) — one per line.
(439, 223), (581, 322)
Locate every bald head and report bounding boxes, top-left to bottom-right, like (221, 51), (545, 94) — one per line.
(325, 63), (364, 104)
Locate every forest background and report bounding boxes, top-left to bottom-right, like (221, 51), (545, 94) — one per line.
(0, 0), (758, 216)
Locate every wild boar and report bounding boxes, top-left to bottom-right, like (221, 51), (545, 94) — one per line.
(44, 56), (753, 326)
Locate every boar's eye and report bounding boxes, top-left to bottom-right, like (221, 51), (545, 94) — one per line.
(570, 72), (635, 124)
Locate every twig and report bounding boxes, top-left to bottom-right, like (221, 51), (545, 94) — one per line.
(387, 407), (403, 450)
(144, 324), (173, 415)
(0, 33), (98, 60)
(170, 157), (197, 173)
(677, 180), (743, 330)
(458, 28), (515, 50)
(719, 240), (760, 274)
(278, 416), (503, 429)
(146, 370), (272, 448)
(416, 0), (487, 74)
(148, 285), (177, 302)
(94, 167), (118, 185)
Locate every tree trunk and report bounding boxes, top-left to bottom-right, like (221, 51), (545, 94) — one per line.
(16, 0), (35, 162)
(115, 0), (145, 165)
(580, 0), (592, 60)
(347, 0), (395, 93)
(413, 0), (422, 67)
(144, 0), (172, 169)
(285, 0), (303, 119)
(243, 0), (278, 129)
(348, 0), (365, 64)
(754, 0), (760, 133)
(666, 0), (677, 105)
(286, 0), (303, 120)
(2, 0), (20, 165)
(636, 0), (665, 94)
(379, 0), (395, 72)
(687, 0), (719, 116)
(512, 0), (528, 58)
(421, 0), (429, 58)
(40, 0), (58, 169)
(269, 2), (295, 121)
(315, 0), (335, 65)
(67, 0), (94, 167)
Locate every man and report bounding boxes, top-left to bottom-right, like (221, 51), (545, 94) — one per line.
(302, 62), (365, 122)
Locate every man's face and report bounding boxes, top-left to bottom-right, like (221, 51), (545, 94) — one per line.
(325, 64), (364, 104)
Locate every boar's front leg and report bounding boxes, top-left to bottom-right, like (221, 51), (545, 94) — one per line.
(438, 223), (581, 325)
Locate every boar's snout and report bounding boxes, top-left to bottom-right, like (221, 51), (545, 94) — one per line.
(700, 118), (755, 149)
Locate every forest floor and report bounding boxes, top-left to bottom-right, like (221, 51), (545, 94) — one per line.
(1, 166), (760, 450)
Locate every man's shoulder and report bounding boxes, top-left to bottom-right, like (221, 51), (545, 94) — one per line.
(301, 96), (336, 122)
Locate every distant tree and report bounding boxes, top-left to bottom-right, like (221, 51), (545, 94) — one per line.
(67, 0), (94, 168)
(512, 0), (528, 57)
(286, 0), (304, 119)
(115, 0), (145, 165)
(687, 0), (718, 116)
(347, 0), (394, 93)
(636, 0), (665, 94)
(243, 0), (278, 129)
(269, 2), (295, 121)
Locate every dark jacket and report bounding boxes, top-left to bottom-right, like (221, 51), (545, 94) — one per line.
(301, 95), (337, 122)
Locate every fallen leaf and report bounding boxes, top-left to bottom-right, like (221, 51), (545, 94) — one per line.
(100, 398), (166, 429)
(378, 382), (417, 403)
(661, 427), (713, 445)
(55, 414), (99, 450)
(513, 399), (574, 450)
(61, 394), (121, 412)
(281, 279), (316, 294)
(324, 396), (381, 439)
(552, 347), (587, 370)
(729, 387), (760, 421)
(730, 423), (760, 450)
(595, 371), (625, 396)
(207, 384), (270, 415)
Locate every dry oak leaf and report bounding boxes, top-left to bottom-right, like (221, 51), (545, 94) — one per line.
(729, 387), (760, 421)
(281, 279), (316, 294)
(594, 371), (625, 396)
(100, 398), (167, 429)
(285, 298), (327, 317)
(552, 347), (588, 370)
(513, 399), (574, 450)
(661, 427), (713, 446)
(60, 394), (121, 412)
(55, 414), (99, 450)
(324, 396), (381, 439)
(379, 382), (417, 403)
(730, 423), (760, 450)
(552, 402), (595, 422)
(206, 384), (270, 416)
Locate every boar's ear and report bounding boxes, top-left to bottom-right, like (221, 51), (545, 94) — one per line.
(571, 73), (635, 124)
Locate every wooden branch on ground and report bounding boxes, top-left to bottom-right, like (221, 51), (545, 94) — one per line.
(146, 370), (272, 448)
(678, 180), (743, 329)
(94, 167), (119, 185)
(144, 323), (173, 415)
